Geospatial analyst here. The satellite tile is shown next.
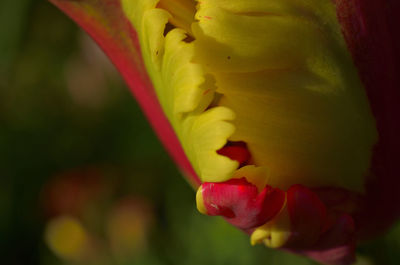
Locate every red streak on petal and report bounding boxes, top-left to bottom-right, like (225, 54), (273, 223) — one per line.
(202, 88), (211, 95)
(49, 0), (200, 186)
(201, 178), (285, 230)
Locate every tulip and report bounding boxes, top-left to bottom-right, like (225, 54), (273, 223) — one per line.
(49, 0), (400, 264)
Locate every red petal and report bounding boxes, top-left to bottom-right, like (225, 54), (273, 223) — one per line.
(286, 185), (327, 248)
(200, 178), (285, 230)
(49, 0), (200, 186)
(300, 214), (355, 265)
(301, 243), (356, 265)
(315, 214), (355, 251)
(335, 0), (400, 238)
(285, 187), (356, 265)
(312, 187), (363, 214)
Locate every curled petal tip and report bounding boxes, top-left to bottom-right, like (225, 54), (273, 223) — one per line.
(197, 178), (285, 230)
(195, 186), (207, 215)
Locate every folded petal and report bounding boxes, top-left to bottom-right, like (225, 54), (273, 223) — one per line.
(197, 177), (285, 230)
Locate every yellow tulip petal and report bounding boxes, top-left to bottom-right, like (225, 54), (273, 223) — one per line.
(122, 0), (239, 182)
(157, 0), (196, 34)
(232, 165), (269, 192)
(121, 0), (377, 190)
(192, 0), (377, 191)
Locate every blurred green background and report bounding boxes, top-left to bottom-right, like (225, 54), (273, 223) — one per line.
(0, 1), (399, 265)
